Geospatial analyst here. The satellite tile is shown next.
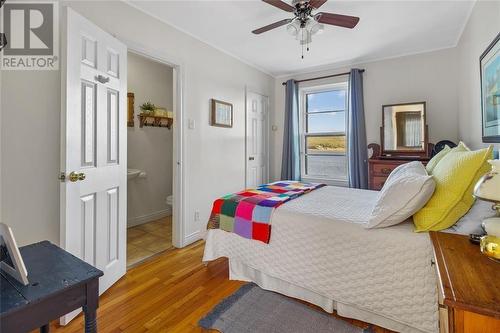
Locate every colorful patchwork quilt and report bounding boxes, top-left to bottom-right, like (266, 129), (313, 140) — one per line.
(207, 181), (325, 243)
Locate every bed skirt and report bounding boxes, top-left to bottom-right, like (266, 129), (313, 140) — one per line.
(216, 257), (429, 333)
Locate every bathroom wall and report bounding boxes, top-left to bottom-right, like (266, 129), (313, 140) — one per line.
(127, 52), (174, 226)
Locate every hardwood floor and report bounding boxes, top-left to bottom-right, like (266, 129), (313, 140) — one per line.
(47, 240), (393, 333)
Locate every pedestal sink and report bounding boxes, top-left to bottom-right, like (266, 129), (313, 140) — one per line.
(127, 169), (141, 180)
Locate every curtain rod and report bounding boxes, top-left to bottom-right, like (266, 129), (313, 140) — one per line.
(281, 69), (365, 86)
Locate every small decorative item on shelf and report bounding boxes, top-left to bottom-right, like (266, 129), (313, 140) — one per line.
(153, 107), (168, 117)
(137, 102), (173, 129)
(139, 101), (156, 114)
(473, 159), (500, 262)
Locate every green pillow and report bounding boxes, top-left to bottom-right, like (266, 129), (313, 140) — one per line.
(426, 145), (451, 174)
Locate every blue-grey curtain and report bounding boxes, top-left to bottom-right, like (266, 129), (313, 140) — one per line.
(348, 69), (368, 189)
(281, 79), (301, 181)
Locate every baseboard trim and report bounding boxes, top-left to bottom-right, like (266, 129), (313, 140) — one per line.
(128, 208), (172, 227)
(184, 231), (202, 247)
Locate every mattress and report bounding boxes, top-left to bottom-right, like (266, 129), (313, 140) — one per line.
(203, 186), (439, 333)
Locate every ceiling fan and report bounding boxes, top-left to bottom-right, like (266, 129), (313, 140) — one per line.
(252, 0), (360, 58)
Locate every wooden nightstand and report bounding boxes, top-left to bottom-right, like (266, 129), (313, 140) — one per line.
(430, 232), (500, 333)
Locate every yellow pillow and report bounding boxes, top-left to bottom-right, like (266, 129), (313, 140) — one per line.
(426, 145), (451, 174)
(413, 145), (493, 231)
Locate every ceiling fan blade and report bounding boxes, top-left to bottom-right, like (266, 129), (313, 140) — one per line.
(252, 18), (293, 34)
(314, 12), (360, 29)
(309, 0), (328, 9)
(262, 0), (295, 13)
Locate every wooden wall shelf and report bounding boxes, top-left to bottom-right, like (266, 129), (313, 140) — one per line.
(138, 114), (173, 129)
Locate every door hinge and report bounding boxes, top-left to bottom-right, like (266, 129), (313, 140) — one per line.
(58, 172), (66, 182)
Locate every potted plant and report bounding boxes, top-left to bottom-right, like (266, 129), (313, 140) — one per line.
(139, 101), (156, 114)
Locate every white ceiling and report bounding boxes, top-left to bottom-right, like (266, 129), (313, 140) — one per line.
(128, 0), (475, 77)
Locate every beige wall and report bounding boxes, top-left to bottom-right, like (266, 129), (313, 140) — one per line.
(1, 70), (61, 244)
(457, 0), (500, 151)
(127, 52), (173, 227)
(271, 48), (459, 180)
(0, 1), (274, 246)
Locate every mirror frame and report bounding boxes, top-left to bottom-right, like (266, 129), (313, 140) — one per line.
(380, 101), (429, 157)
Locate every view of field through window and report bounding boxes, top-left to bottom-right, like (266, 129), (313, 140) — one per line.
(306, 136), (346, 153)
(304, 88), (348, 180)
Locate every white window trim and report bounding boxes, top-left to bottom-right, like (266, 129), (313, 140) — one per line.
(299, 82), (349, 186)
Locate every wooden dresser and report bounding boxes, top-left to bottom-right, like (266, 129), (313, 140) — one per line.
(367, 143), (432, 190)
(430, 232), (500, 333)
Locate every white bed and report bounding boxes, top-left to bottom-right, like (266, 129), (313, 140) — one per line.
(203, 186), (440, 333)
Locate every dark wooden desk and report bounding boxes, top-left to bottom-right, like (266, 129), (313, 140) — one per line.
(0, 241), (103, 333)
(430, 232), (500, 333)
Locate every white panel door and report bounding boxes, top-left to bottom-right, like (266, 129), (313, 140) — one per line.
(60, 7), (127, 322)
(246, 92), (269, 188)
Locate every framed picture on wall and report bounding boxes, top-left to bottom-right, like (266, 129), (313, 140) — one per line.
(211, 99), (233, 128)
(480, 33), (500, 143)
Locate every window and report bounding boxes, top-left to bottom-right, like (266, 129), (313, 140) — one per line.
(299, 83), (348, 184)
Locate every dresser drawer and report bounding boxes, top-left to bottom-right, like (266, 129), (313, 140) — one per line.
(371, 176), (388, 190)
(372, 164), (397, 176)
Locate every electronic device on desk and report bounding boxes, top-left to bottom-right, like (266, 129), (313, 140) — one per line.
(469, 233), (484, 245)
(0, 223), (29, 285)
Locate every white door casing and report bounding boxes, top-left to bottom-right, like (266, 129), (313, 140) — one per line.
(60, 7), (127, 321)
(246, 92), (269, 188)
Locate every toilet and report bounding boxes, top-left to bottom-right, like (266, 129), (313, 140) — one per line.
(166, 195), (173, 207)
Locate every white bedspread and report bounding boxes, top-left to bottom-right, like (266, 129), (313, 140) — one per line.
(203, 186), (438, 333)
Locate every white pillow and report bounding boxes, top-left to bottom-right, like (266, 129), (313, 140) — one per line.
(384, 161), (424, 184)
(366, 162), (436, 229)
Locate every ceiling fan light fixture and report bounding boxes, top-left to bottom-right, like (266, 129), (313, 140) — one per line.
(286, 20), (300, 36)
(298, 29), (312, 43)
(254, 0), (360, 58)
(310, 23), (324, 35)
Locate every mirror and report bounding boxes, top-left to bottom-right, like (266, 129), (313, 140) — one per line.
(382, 102), (427, 154)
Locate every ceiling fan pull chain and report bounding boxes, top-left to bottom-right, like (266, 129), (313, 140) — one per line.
(301, 29), (304, 59)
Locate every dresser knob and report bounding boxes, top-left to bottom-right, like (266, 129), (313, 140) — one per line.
(381, 168), (392, 174)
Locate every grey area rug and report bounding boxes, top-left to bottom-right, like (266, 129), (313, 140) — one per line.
(199, 283), (371, 333)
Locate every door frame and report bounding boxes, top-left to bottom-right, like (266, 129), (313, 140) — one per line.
(245, 89), (270, 187)
(120, 38), (186, 248)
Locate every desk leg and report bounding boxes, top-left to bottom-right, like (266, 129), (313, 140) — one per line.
(40, 324), (50, 333)
(84, 278), (99, 333)
(84, 308), (97, 333)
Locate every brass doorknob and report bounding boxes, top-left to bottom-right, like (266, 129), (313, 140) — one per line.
(69, 172), (86, 182)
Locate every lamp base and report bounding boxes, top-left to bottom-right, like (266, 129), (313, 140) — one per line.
(480, 235), (500, 262)
(482, 217), (500, 237)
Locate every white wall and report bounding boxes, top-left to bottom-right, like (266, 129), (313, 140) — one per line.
(0, 1), (274, 246)
(1, 70), (61, 245)
(127, 52), (173, 227)
(457, 0), (500, 151)
(271, 48), (459, 180)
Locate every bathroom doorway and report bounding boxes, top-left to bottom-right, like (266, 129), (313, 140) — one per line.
(126, 51), (175, 267)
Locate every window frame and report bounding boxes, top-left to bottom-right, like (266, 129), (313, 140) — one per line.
(299, 82), (349, 186)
